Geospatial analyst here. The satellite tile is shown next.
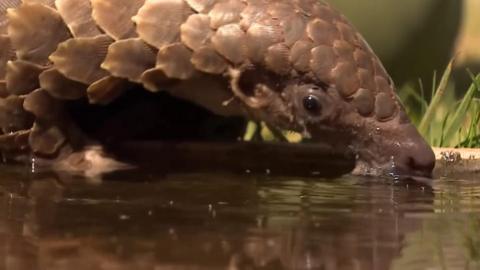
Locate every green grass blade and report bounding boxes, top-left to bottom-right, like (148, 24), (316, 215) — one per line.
(443, 73), (480, 146)
(418, 59), (455, 136)
(243, 121), (258, 141)
(399, 86), (428, 121)
(418, 78), (425, 105)
(463, 101), (480, 148)
(439, 110), (451, 147)
(431, 70), (437, 100)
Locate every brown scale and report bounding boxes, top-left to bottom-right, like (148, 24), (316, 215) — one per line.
(0, 95), (32, 133)
(289, 40), (314, 73)
(7, 2), (71, 64)
(211, 23), (247, 64)
(56, 0), (101, 37)
(101, 38), (157, 83)
(91, 0), (144, 40)
(86, 76), (131, 105)
(49, 35), (113, 84)
(180, 14), (213, 51)
(0, 0), (401, 163)
(39, 68), (87, 100)
(191, 46), (228, 74)
(5, 60), (46, 95)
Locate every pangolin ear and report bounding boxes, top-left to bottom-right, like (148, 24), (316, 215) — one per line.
(227, 68), (275, 109)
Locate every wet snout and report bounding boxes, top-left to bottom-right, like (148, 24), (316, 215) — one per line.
(390, 124), (436, 178)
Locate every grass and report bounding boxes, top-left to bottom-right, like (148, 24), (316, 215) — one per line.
(399, 62), (480, 148)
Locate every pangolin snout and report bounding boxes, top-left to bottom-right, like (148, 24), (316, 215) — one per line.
(389, 124), (436, 178)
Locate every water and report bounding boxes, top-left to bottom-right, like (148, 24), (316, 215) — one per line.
(0, 161), (479, 270)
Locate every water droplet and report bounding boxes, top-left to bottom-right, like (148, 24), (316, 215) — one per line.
(30, 156), (36, 173)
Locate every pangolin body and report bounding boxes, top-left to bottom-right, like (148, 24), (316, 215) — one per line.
(0, 0), (436, 178)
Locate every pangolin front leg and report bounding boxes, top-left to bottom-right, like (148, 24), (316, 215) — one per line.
(0, 0), (435, 178)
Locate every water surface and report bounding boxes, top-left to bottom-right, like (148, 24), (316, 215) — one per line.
(0, 161), (479, 270)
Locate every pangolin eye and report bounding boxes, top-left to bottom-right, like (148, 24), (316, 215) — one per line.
(303, 95), (322, 115)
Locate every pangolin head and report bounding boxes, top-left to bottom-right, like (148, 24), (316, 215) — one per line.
(228, 1), (435, 179)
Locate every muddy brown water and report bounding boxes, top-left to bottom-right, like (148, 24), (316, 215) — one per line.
(0, 147), (479, 270)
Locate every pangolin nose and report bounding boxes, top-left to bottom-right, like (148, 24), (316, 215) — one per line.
(395, 133), (436, 178)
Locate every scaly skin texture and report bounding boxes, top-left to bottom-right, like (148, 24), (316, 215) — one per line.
(0, 0), (435, 178)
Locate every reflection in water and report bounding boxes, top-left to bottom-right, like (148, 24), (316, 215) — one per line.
(0, 166), (479, 270)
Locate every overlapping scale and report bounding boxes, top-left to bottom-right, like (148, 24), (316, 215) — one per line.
(336, 21), (358, 45)
(265, 43), (291, 75)
(246, 20), (283, 63)
(292, 0), (318, 16)
(333, 40), (354, 63)
(282, 13), (307, 46)
(208, 0), (245, 29)
(352, 88), (374, 116)
(133, 0), (190, 49)
(309, 2), (337, 22)
(211, 23), (246, 64)
(191, 46), (227, 74)
(290, 40), (313, 73)
(267, 1), (306, 46)
(39, 68), (87, 100)
(55, 0), (101, 37)
(357, 68), (375, 93)
(0, 0), (21, 34)
(180, 14), (213, 51)
(0, 95), (32, 133)
(310, 45), (335, 80)
(332, 62), (359, 97)
(239, 1), (269, 30)
(23, 88), (61, 120)
(140, 68), (175, 93)
(29, 121), (65, 155)
(374, 76), (391, 94)
(87, 76), (130, 105)
(5, 60), (45, 95)
(375, 92), (396, 121)
(306, 18), (339, 46)
(101, 38), (156, 83)
(267, 1), (294, 18)
(185, 0), (217, 13)
(353, 49), (374, 72)
(49, 35), (113, 84)
(7, 2), (71, 65)
(156, 43), (196, 79)
(91, 0), (144, 40)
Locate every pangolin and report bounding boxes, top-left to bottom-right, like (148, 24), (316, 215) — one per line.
(0, 0), (435, 178)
